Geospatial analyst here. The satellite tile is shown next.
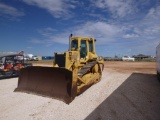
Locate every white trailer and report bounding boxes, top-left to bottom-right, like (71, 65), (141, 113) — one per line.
(122, 56), (135, 61)
(156, 43), (160, 80)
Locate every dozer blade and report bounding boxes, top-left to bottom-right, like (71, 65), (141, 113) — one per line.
(14, 66), (77, 104)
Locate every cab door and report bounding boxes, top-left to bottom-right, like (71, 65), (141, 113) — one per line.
(80, 40), (87, 58)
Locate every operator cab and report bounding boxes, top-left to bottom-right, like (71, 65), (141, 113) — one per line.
(71, 37), (95, 59)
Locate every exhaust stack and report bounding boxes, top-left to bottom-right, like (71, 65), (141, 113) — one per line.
(69, 34), (72, 51)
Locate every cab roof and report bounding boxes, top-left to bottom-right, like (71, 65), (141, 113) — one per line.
(71, 36), (94, 40)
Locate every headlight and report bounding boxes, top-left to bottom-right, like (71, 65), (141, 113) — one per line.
(97, 56), (103, 61)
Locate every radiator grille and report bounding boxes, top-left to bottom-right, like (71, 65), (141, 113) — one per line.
(55, 53), (65, 67)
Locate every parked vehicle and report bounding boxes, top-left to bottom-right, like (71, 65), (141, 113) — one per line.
(27, 54), (38, 61)
(156, 43), (160, 81)
(32, 56), (38, 61)
(122, 56), (135, 61)
(0, 54), (32, 78)
(24, 56), (30, 61)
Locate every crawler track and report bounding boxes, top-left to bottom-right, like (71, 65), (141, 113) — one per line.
(78, 61), (97, 77)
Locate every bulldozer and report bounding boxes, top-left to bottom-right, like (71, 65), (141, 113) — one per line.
(14, 34), (104, 104)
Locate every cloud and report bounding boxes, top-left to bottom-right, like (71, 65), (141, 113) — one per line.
(22, 0), (76, 18)
(71, 21), (122, 44)
(27, 47), (33, 49)
(29, 2), (160, 55)
(123, 34), (139, 38)
(142, 6), (160, 35)
(37, 27), (57, 37)
(133, 5), (160, 37)
(120, 5), (160, 55)
(90, 0), (136, 18)
(85, 13), (107, 21)
(0, 3), (25, 17)
(30, 38), (55, 47)
(30, 39), (44, 44)
(145, 5), (160, 21)
(30, 21), (123, 46)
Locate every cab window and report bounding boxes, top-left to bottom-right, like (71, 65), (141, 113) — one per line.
(71, 40), (78, 50)
(80, 40), (87, 58)
(89, 41), (93, 52)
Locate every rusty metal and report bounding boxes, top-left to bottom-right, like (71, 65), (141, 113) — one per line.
(14, 66), (77, 104)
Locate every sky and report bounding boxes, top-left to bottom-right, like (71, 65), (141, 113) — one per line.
(0, 0), (160, 57)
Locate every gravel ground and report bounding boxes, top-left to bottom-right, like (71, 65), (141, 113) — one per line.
(0, 62), (160, 120)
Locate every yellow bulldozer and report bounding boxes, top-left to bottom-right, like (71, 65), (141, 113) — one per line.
(14, 34), (104, 104)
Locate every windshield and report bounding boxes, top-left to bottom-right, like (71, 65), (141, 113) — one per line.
(71, 40), (78, 50)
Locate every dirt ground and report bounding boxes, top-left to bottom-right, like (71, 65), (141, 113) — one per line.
(105, 61), (156, 74)
(0, 61), (160, 120)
